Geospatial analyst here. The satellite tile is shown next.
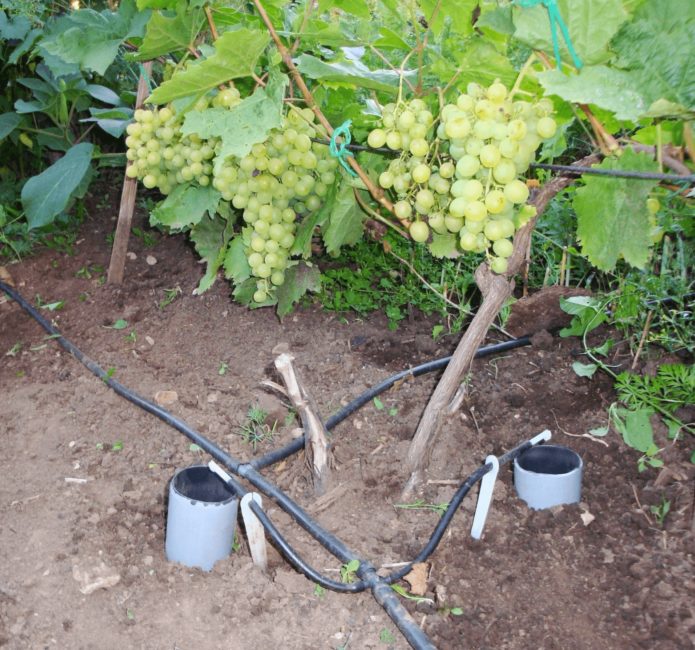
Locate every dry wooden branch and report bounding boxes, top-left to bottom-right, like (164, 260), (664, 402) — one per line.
(273, 353), (333, 496)
(402, 155), (600, 496)
(107, 61), (152, 285)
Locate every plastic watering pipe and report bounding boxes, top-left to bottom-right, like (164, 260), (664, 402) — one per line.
(0, 280), (539, 650)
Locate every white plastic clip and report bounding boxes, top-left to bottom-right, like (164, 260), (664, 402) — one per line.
(208, 460), (232, 483)
(471, 455), (499, 540)
(241, 493), (268, 572)
(529, 429), (552, 446)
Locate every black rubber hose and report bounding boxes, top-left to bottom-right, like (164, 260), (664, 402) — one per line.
(250, 336), (531, 470)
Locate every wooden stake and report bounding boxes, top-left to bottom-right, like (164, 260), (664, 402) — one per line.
(273, 353), (333, 496)
(107, 61), (152, 285)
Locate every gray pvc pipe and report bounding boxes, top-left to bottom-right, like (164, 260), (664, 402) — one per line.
(165, 465), (239, 571)
(514, 445), (583, 510)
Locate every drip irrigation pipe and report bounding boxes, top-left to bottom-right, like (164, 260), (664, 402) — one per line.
(1, 279), (534, 650)
(251, 336), (531, 470)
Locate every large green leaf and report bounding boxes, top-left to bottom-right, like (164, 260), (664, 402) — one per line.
(276, 262), (322, 319)
(323, 184), (366, 254)
(190, 213), (234, 294)
(21, 143), (94, 230)
(513, 0), (629, 67)
(40, 0), (149, 75)
(147, 28), (271, 104)
(181, 72), (286, 172)
(149, 183), (220, 231)
(538, 67), (648, 122)
(296, 54), (414, 94)
(418, 0), (478, 38)
(610, 0), (695, 116)
(134, 2), (205, 60)
(0, 112), (21, 141)
(573, 148), (658, 271)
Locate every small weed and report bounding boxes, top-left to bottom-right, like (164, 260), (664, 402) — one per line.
(124, 331), (137, 343)
(313, 584), (325, 598)
(189, 443), (203, 454)
(218, 361), (229, 376)
(438, 606), (464, 617)
(131, 226), (157, 248)
(284, 410), (297, 427)
(379, 628), (396, 644)
(35, 294), (64, 311)
(373, 397), (384, 410)
(5, 342), (22, 356)
(105, 232), (115, 246)
(112, 441), (123, 451)
(158, 286), (182, 309)
(391, 584), (434, 605)
(237, 405), (276, 451)
(78, 292), (90, 302)
(650, 497), (671, 526)
(75, 264), (105, 281)
(394, 499), (449, 517)
(340, 559), (360, 584)
(105, 319), (128, 330)
(103, 367), (116, 383)
(232, 531), (241, 553)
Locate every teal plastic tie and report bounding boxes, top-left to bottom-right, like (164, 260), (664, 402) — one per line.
(329, 120), (358, 177)
(515, 0), (583, 71)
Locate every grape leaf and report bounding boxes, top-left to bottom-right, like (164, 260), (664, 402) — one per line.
(181, 72), (287, 172)
(190, 213), (234, 294)
(318, 0), (371, 19)
(149, 184), (220, 231)
(21, 143), (94, 230)
(611, 407), (655, 454)
(133, 3), (205, 60)
(0, 112), (21, 141)
(610, 0), (695, 117)
(40, 0), (149, 75)
(0, 11), (31, 40)
(296, 53), (413, 94)
(418, 0), (478, 37)
(512, 0), (629, 67)
(147, 29), (271, 104)
(223, 235), (251, 283)
(428, 232), (459, 259)
(538, 67), (647, 122)
(322, 184), (365, 254)
(573, 148), (658, 271)
(276, 262), (321, 319)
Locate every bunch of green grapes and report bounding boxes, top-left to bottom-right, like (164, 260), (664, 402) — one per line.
(368, 81), (557, 274)
(210, 107), (339, 303)
(124, 88), (242, 194)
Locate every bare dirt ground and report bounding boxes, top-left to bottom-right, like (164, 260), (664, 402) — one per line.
(1, 186), (694, 650)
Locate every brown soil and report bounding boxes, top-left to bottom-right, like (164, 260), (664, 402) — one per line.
(1, 188), (694, 650)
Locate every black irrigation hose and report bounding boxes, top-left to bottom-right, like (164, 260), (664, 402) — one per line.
(251, 336), (531, 470)
(1, 279), (534, 650)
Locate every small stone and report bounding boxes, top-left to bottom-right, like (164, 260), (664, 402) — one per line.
(126, 252), (137, 260)
(72, 561), (121, 595)
(601, 548), (615, 564)
(272, 342), (291, 355)
(143, 555), (153, 566)
(145, 336), (155, 346)
(154, 390), (178, 406)
(207, 392), (220, 404)
(146, 255), (157, 266)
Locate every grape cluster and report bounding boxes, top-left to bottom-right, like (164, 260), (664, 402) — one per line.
(213, 108), (338, 303)
(125, 95), (338, 303)
(368, 81), (557, 274)
(124, 88), (242, 194)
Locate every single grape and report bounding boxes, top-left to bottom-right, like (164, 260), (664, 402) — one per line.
(368, 128), (387, 148)
(489, 256), (508, 274)
(504, 179), (529, 204)
(409, 220), (430, 242)
(479, 144), (501, 168)
(536, 116), (557, 139)
(493, 238), (514, 258)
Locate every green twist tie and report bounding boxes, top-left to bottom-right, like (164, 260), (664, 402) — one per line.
(515, 0), (583, 71)
(329, 120), (358, 177)
(138, 63), (153, 94)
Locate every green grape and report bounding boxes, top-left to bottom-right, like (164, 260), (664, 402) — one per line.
(445, 116), (471, 140)
(479, 144), (501, 168)
(439, 161), (455, 179)
(493, 238), (514, 258)
(504, 179), (529, 204)
(394, 200), (413, 220)
(270, 271), (285, 286)
(489, 256), (508, 274)
(253, 289), (268, 303)
(448, 197), (467, 218)
(445, 215), (464, 233)
(455, 155), (480, 178)
(412, 163), (431, 184)
(409, 220), (429, 242)
(409, 138), (429, 157)
(536, 116), (557, 139)
(464, 201), (487, 222)
(386, 130), (402, 150)
(461, 179), (483, 201)
(460, 230), (478, 251)
(484, 189), (507, 214)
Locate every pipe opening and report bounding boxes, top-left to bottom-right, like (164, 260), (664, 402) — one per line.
(516, 445), (581, 475)
(172, 466), (236, 504)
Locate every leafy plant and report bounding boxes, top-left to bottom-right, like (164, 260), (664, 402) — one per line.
(339, 559), (360, 584)
(394, 499), (449, 517)
(158, 286), (182, 309)
(236, 404), (276, 451)
(650, 496), (671, 526)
